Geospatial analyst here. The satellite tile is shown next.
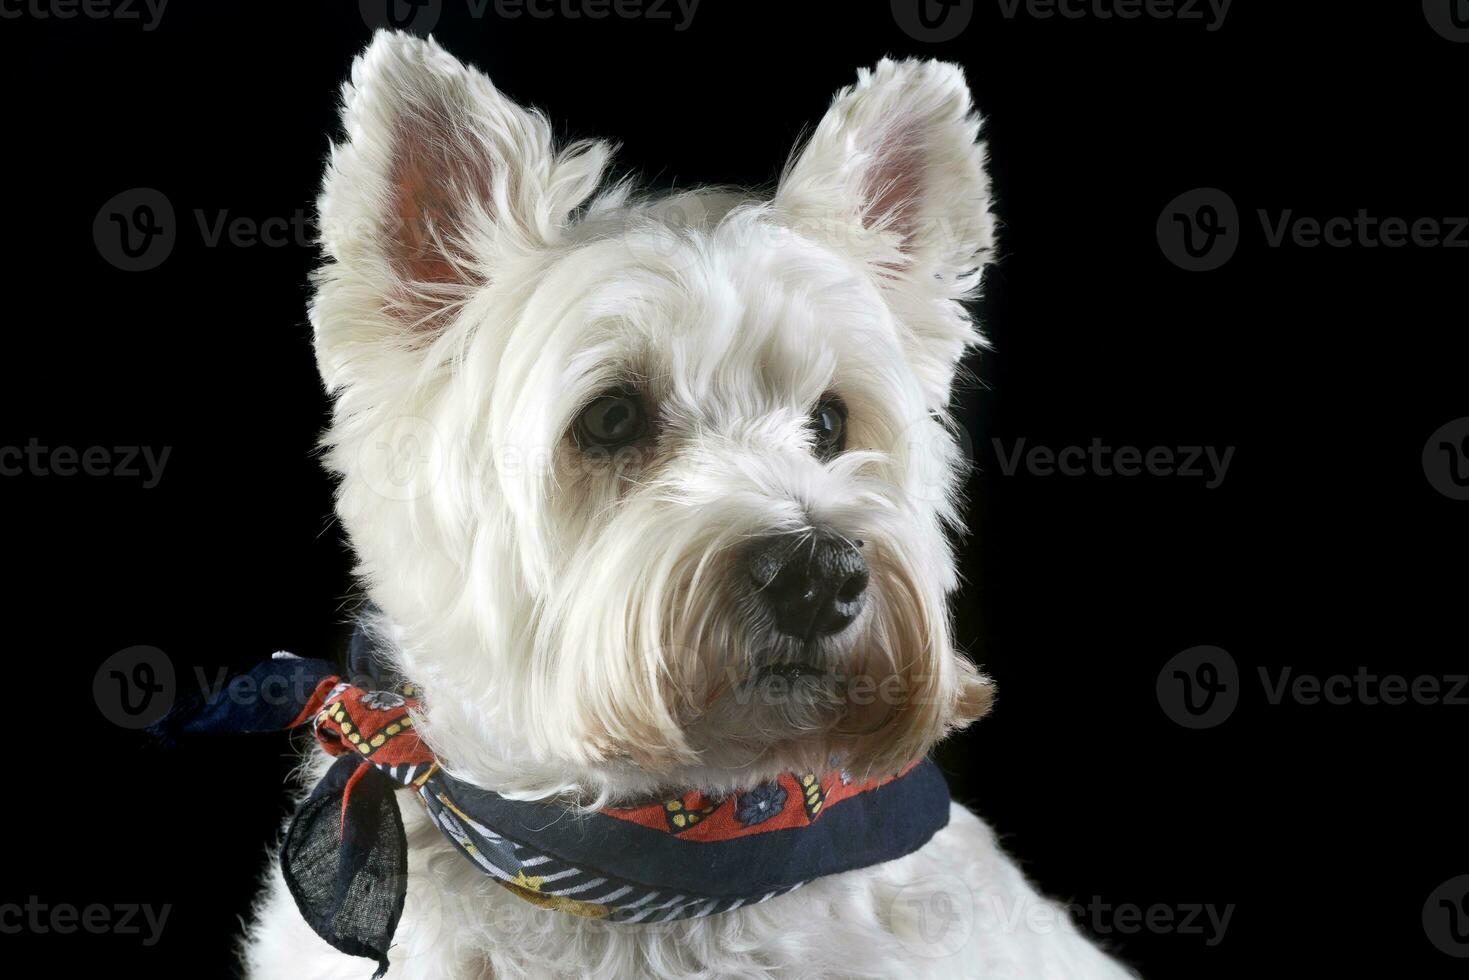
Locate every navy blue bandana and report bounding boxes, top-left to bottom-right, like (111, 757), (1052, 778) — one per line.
(157, 628), (952, 977)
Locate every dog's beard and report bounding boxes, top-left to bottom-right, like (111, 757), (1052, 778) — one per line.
(536, 461), (990, 787)
(678, 531), (976, 782)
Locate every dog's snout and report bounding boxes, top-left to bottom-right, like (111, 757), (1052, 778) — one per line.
(748, 530), (868, 639)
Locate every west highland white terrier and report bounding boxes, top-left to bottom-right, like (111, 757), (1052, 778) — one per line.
(237, 30), (1135, 980)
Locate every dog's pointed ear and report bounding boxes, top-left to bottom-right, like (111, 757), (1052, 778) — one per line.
(314, 31), (611, 380)
(775, 59), (996, 406)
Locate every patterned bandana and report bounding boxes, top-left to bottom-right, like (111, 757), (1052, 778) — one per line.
(157, 628), (952, 977)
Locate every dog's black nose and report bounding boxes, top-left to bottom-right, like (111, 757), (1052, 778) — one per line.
(747, 530), (869, 639)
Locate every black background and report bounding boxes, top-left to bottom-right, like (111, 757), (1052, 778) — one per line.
(3, 1), (1465, 976)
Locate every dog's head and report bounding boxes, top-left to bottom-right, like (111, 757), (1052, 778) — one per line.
(314, 32), (996, 800)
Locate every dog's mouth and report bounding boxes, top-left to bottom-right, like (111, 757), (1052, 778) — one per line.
(743, 657), (847, 713)
(756, 660), (832, 683)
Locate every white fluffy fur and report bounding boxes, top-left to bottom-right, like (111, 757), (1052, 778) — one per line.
(245, 32), (1134, 978)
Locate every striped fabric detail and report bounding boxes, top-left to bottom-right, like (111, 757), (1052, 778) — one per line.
(410, 773), (806, 922)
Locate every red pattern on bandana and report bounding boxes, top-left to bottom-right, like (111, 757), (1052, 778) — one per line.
(297, 677), (435, 770)
(604, 761), (921, 841)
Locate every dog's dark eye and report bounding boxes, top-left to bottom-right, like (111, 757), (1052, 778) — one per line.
(809, 395), (847, 460)
(575, 389), (648, 449)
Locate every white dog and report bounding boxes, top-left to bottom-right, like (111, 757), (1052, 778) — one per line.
(242, 31), (1135, 979)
